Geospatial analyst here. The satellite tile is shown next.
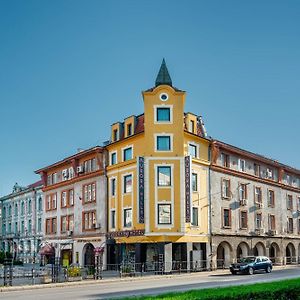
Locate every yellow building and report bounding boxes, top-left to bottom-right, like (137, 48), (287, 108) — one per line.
(106, 60), (210, 270)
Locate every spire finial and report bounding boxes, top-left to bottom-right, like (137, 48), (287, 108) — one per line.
(155, 58), (172, 87)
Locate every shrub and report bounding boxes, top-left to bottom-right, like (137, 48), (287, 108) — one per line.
(67, 266), (81, 277)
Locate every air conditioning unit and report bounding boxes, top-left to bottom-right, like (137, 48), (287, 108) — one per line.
(77, 165), (84, 173)
(239, 199), (247, 206)
(62, 169), (69, 179)
(67, 230), (73, 237)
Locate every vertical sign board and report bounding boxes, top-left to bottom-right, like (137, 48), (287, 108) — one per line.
(138, 156), (145, 223)
(185, 156), (192, 222)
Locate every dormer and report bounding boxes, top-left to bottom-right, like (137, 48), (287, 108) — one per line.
(111, 122), (123, 142)
(185, 113), (197, 134)
(124, 116), (136, 138)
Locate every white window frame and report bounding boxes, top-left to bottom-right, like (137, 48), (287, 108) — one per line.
(188, 142), (199, 158)
(122, 145), (133, 162)
(110, 151), (117, 165)
(238, 159), (246, 172)
(154, 105), (173, 124)
(154, 133), (173, 152)
(123, 207), (132, 229)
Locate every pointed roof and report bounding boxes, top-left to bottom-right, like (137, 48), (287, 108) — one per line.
(155, 59), (172, 87)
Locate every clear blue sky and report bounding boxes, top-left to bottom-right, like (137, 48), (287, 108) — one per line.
(1, 0), (300, 196)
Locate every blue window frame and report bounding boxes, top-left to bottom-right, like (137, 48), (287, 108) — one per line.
(123, 147), (132, 161)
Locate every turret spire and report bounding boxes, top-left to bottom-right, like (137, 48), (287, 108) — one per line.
(155, 59), (172, 87)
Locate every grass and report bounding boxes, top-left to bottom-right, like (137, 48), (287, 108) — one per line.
(123, 277), (300, 299)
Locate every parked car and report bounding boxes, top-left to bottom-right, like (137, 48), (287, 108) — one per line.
(230, 256), (272, 275)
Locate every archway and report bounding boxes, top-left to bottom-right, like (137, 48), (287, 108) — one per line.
(253, 242), (266, 256)
(269, 242), (281, 264)
(216, 241), (232, 268)
(236, 242), (250, 260)
(286, 243), (296, 264)
(83, 243), (95, 266)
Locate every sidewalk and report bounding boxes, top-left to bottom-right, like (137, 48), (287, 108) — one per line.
(1, 264), (298, 293)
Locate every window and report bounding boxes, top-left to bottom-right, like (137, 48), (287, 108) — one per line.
(21, 202), (24, 215)
(61, 215), (74, 233)
(84, 158), (97, 173)
(221, 153), (230, 168)
(83, 183), (96, 203)
(240, 211), (247, 229)
(269, 215), (276, 231)
(239, 184), (247, 200)
(127, 123), (132, 136)
(124, 208), (132, 228)
(123, 147), (133, 161)
(111, 210), (116, 229)
(156, 107), (170, 122)
(8, 222), (11, 234)
(298, 197), (300, 211)
(14, 222), (18, 233)
(287, 195), (293, 210)
(268, 190), (275, 207)
(254, 187), (262, 204)
(28, 219), (32, 232)
(188, 144), (197, 158)
(46, 193), (57, 211)
(158, 204), (171, 225)
(2, 207), (6, 219)
(222, 179), (231, 199)
(38, 197), (42, 211)
(255, 213), (262, 229)
(45, 217), (57, 234)
(266, 168), (273, 179)
(223, 208), (231, 228)
(192, 173), (198, 192)
(8, 205), (11, 216)
(37, 218), (42, 232)
(111, 152), (117, 165)
(124, 175), (132, 193)
(61, 216), (67, 233)
(113, 129), (118, 141)
(192, 207), (199, 226)
(189, 120), (195, 133)
(298, 219), (300, 234)
(21, 220), (25, 233)
(61, 191), (67, 207)
(61, 190), (74, 207)
(14, 204), (18, 216)
(288, 217), (293, 233)
(83, 211), (96, 230)
(157, 166), (171, 186)
(157, 136), (171, 151)
(111, 178), (116, 196)
(238, 159), (246, 172)
(254, 163), (260, 177)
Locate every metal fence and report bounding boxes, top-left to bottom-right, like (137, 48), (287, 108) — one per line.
(1, 256), (299, 287)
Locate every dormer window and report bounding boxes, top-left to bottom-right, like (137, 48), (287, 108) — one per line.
(113, 129), (118, 142)
(189, 120), (195, 133)
(127, 123), (132, 136)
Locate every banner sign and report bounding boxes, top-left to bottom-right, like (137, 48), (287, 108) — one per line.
(138, 156), (145, 223)
(185, 156), (192, 222)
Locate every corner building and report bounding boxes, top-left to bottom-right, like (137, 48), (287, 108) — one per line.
(106, 60), (210, 270)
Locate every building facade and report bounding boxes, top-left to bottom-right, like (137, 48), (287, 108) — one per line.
(210, 140), (300, 268)
(106, 60), (211, 270)
(0, 181), (44, 263)
(35, 146), (107, 267)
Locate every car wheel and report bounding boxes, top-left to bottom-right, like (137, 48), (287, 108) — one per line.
(248, 267), (254, 275)
(230, 270), (237, 275)
(266, 266), (272, 273)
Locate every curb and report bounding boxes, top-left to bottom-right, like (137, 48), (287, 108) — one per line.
(0, 264), (298, 293)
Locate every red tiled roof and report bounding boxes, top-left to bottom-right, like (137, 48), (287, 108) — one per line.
(135, 114), (144, 134)
(27, 180), (43, 188)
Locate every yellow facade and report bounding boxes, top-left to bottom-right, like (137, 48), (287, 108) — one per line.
(106, 81), (210, 246)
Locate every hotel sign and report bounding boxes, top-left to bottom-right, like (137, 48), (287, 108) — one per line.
(138, 156), (145, 223)
(185, 156), (192, 222)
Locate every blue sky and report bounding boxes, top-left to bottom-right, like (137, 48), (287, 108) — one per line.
(0, 0), (300, 196)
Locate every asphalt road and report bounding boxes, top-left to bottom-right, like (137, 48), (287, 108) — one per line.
(1, 267), (300, 299)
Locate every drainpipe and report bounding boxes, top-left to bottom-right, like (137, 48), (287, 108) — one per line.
(208, 145), (213, 271)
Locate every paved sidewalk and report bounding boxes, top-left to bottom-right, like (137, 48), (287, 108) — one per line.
(1, 264), (298, 293)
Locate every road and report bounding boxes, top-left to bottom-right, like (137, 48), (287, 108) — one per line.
(1, 267), (300, 299)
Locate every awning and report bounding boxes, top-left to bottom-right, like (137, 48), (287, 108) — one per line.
(39, 244), (55, 256)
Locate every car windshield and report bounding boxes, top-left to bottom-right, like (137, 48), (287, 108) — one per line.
(239, 257), (256, 263)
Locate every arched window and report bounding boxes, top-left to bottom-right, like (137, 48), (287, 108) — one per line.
(21, 202), (25, 215)
(15, 204), (18, 216)
(38, 197), (42, 211)
(28, 199), (32, 214)
(2, 206), (6, 219)
(8, 205), (12, 216)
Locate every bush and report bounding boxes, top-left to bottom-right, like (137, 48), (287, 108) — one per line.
(67, 266), (81, 277)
